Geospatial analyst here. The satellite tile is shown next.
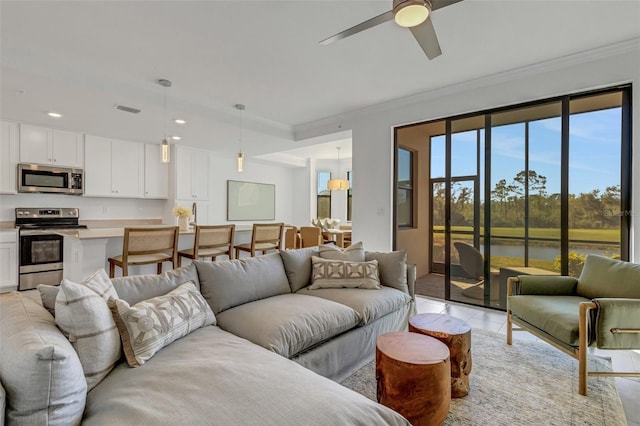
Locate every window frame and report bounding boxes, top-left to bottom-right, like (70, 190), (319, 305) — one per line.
(397, 146), (415, 228)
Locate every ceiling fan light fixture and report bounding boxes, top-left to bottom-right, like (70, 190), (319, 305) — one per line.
(393, 0), (430, 28)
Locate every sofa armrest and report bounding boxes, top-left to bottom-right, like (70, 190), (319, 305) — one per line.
(593, 298), (640, 349)
(407, 264), (416, 300)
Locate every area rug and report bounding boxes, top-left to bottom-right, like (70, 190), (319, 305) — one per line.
(340, 329), (627, 425)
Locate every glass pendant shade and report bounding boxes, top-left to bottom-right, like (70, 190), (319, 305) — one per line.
(161, 138), (170, 163)
(237, 152), (244, 173)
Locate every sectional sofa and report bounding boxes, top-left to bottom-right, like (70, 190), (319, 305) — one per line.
(0, 244), (415, 425)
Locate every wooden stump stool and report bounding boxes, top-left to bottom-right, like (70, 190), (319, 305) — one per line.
(376, 332), (451, 426)
(409, 313), (472, 398)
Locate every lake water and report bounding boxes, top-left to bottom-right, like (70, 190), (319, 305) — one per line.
(482, 244), (619, 260)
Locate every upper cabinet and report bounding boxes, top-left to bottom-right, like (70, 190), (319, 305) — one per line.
(175, 145), (209, 200)
(0, 121), (19, 194)
(144, 144), (169, 199)
(84, 135), (144, 198)
(19, 124), (84, 168)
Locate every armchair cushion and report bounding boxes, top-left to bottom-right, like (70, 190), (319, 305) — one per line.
(516, 275), (578, 296)
(508, 295), (591, 347)
(594, 298), (640, 349)
(577, 254), (640, 299)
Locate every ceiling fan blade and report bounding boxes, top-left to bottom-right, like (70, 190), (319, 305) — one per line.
(319, 10), (394, 45)
(409, 16), (442, 60)
(430, 0), (464, 12)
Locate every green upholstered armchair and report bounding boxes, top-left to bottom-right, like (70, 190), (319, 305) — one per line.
(506, 254), (640, 395)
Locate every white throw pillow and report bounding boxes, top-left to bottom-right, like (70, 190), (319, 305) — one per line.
(318, 241), (365, 262)
(309, 256), (381, 290)
(109, 281), (215, 367)
(54, 268), (121, 391)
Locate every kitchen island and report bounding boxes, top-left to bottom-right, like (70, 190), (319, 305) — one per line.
(61, 224), (253, 282)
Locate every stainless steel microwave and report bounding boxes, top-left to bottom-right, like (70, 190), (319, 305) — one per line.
(17, 163), (83, 195)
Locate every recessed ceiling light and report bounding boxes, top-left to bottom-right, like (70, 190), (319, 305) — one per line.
(174, 119), (186, 125)
(171, 136), (182, 141)
(47, 112), (62, 118)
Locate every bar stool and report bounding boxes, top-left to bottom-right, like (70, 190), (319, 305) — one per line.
(234, 223), (284, 258)
(177, 224), (235, 266)
(108, 226), (179, 278)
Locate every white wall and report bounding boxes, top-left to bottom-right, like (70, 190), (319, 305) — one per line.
(0, 193), (165, 221)
(207, 155), (295, 225)
(295, 40), (640, 256)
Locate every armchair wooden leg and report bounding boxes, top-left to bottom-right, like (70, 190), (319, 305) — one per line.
(109, 261), (115, 278)
(506, 310), (513, 345)
(157, 263), (163, 274)
(122, 264), (128, 277)
(578, 302), (596, 396)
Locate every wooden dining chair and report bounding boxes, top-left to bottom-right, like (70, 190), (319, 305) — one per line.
(234, 223), (284, 258)
(284, 226), (300, 249)
(108, 226), (179, 278)
(339, 225), (352, 248)
(300, 226), (323, 248)
(177, 224), (235, 266)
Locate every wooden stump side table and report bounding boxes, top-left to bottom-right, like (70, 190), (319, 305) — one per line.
(376, 332), (451, 426)
(409, 313), (472, 398)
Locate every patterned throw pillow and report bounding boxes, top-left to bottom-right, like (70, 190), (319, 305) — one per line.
(309, 256), (381, 290)
(318, 241), (365, 262)
(54, 268), (121, 391)
(109, 281), (215, 367)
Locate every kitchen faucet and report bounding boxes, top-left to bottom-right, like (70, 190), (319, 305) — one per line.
(189, 202), (197, 227)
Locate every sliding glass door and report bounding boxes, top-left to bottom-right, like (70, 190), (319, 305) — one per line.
(404, 85), (631, 310)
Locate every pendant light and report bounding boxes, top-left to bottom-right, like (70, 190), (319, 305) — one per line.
(158, 79), (172, 163)
(235, 103), (245, 173)
(327, 147), (350, 190)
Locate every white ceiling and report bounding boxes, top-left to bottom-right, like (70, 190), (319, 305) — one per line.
(1, 0), (639, 165)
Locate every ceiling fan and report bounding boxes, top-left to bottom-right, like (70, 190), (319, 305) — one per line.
(319, 0), (463, 60)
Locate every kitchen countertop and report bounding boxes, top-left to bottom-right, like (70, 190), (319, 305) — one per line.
(59, 224), (254, 239)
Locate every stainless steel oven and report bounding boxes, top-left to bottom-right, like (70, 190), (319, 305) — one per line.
(19, 231), (64, 290)
(18, 163), (83, 195)
(16, 208), (86, 290)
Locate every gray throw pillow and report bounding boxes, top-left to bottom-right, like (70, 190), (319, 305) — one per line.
(365, 250), (409, 294)
(37, 284), (60, 316)
(318, 241), (365, 262)
(279, 246), (320, 292)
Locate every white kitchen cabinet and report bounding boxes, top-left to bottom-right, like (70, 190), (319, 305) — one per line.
(0, 121), (19, 194)
(84, 135), (144, 198)
(20, 124), (84, 168)
(0, 231), (18, 292)
(175, 145), (209, 200)
(144, 144), (169, 199)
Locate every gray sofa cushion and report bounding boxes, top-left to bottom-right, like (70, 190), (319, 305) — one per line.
(365, 250), (409, 294)
(215, 294), (361, 358)
(279, 246), (320, 292)
(0, 293), (87, 426)
(298, 287), (412, 325)
(194, 253), (291, 314)
(111, 263), (200, 305)
(83, 326), (409, 426)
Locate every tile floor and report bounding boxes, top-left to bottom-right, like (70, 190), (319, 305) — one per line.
(415, 295), (640, 425)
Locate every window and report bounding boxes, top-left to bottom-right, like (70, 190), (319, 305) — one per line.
(347, 171), (352, 221)
(397, 147), (414, 227)
(317, 171), (331, 219)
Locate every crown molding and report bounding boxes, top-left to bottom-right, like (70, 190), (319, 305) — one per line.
(294, 37), (640, 140)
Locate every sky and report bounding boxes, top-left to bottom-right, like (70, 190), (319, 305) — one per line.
(424, 107), (622, 197)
